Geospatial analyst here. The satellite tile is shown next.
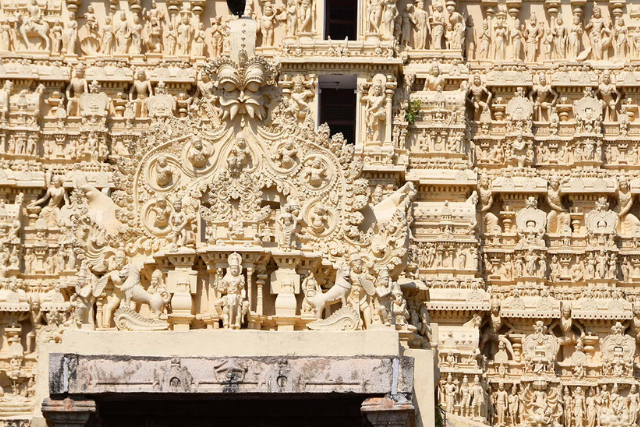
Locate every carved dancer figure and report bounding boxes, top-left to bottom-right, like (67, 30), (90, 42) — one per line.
(479, 299), (515, 358)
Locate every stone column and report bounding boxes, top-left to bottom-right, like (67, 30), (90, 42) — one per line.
(42, 397), (96, 427)
(361, 397), (414, 427)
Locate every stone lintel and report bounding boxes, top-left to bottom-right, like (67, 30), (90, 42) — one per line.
(49, 354), (414, 397)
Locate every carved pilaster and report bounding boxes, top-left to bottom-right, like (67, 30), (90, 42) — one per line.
(42, 397), (96, 427)
(361, 397), (414, 427)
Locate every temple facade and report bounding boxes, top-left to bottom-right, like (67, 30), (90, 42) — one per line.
(0, 0), (639, 426)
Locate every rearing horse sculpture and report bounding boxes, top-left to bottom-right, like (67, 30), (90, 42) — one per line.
(16, 12), (50, 52)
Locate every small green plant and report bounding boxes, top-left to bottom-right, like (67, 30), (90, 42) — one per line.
(435, 403), (446, 427)
(405, 100), (422, 125)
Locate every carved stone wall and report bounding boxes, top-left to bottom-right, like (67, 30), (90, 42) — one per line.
(0, 0), (640, 426)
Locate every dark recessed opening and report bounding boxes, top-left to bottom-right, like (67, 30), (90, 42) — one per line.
(319, 85), (357, 144)
(325, 0), (358, 40)
(92, 395), (370, 427)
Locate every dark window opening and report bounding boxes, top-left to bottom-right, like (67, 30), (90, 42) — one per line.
(320, 87), (357, 144)
(325, 0), (357, 40)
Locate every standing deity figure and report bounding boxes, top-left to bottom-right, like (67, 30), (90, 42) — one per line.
(381, 0), (398, 41)
(362, 80), (386, 143)
(168, 199), (192, 249)
(101, 16), (115, 54)
(478, 19), (491, 60)
(284, 0), (297, 37)
(568, 14), (584, 60)
(115, 13), (131, 54)
(597, 71), (620, 122)
(494, 17), (507, 61)
(511, 19), (524, 61)
(400, 5), (414, 48)
(465, 16), (476, 59)
(176, 15), (193, 55)
(585, 6), (611, 61)
(369, 0), (383, 33)
(0, 81), (13, 122)
(613, 17), (628, 60)
(552, 14), (567, 59)
(166, 24), (177, 55)
(372, 268), (393, 325)
(28, 176), (69, 227)
(130, 15), (144, 55)
(129, 70), (153, 118)
(493, 383), (508, 426)
(66, 65), (88, 117)
(411, 1), (428, 50)
(468, 74), (492, 121)
(524, 13), (542, 62)
(215, 253), (249, 330)
(530, 73), (558, 121)
(84, 5), (99, 35)
(50, 19), (63, 55)
(63, 12), (78, 55)
(0, 18), (12, 52)
(260, 2), (277, 46)
(430, 4), (445, 49)
(277, 204), (298, 251)
(297, 0), (314, 34)
(443, 374), (458, 414)
(348, 255), (375, 328)
(193, 22), (206, 56)
(211, 17), (224, 56)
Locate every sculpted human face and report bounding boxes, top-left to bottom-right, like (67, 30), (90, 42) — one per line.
(230, 265), (240, 276)
(115, 252), (126, 268)
(474, 75), (481, 86)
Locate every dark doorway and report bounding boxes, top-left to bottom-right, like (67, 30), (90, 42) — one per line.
(324, 0), (357, 40)
(93, 395), (368, 427)
(319, 75), (357, 144)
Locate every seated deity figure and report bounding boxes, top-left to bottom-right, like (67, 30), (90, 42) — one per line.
(28, 176), (69, 227)
(215, 252), (249, 329)
(155, 155), (175, 187)
(188, 137), (212, 169)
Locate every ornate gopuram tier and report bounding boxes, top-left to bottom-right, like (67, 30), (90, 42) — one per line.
(4, 0), (640, 425)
